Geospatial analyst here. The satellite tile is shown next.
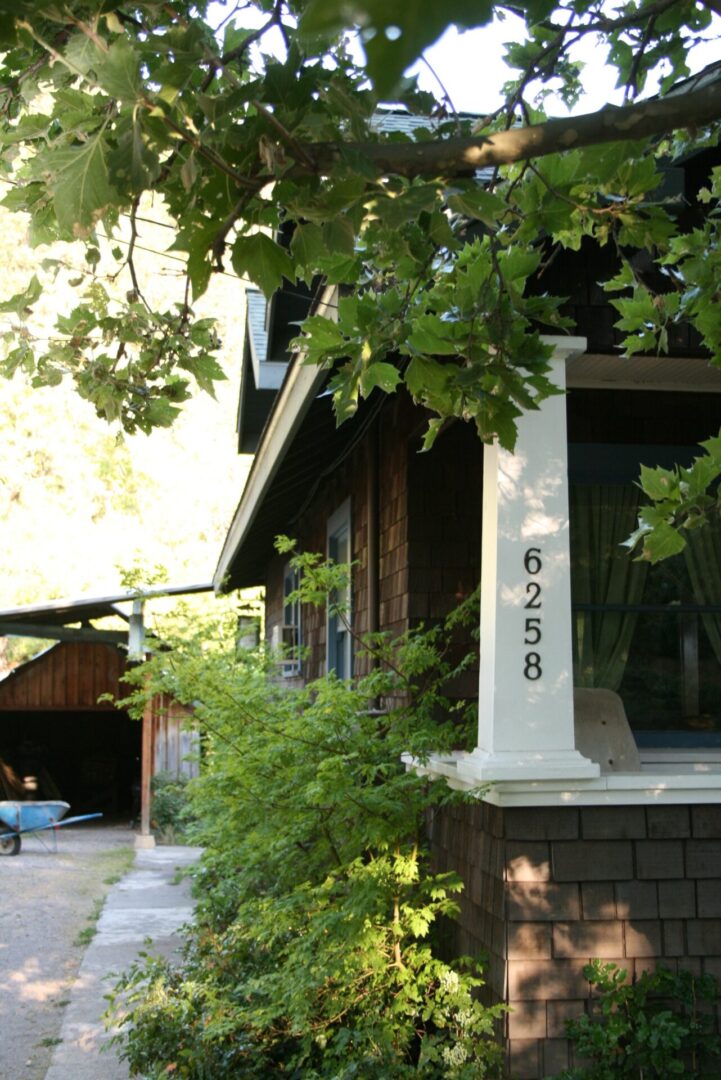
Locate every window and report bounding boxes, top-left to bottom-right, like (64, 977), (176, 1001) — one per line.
(327, 499), (352, 678)
(280, 561), (302, 677)
(569, 466), (721, 743)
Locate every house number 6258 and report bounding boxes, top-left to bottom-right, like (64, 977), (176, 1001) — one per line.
(523, 547), (542, 680)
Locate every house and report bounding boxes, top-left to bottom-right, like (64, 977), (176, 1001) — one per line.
(214, 144), (721, 1076)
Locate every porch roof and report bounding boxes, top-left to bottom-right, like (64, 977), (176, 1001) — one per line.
(215, 345), (721, 593)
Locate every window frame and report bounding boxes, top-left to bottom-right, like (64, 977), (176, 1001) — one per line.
(326, 498), (352, 679)
(280, 559), (302, 678)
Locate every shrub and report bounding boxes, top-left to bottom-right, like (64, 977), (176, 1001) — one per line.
(109, 552), (503, 1077)
(150, 770), (195, 843)
(560, 960), (721, 1079)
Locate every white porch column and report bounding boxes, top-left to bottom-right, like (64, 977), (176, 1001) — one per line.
(458, 337), (599, 783)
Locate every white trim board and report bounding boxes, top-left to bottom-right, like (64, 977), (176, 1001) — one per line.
(404, 751), (721, 807)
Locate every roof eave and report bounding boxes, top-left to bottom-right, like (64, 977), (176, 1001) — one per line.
(214, 284), (338, 591)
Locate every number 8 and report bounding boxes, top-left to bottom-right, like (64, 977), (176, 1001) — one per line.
(524, 653), (542, 680)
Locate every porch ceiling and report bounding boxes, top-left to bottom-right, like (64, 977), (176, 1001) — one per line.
(567, 352), (721, 392)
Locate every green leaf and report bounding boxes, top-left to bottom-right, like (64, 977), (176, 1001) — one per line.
(323, 216), (356, 256)
(421, 417), (444, 451)
(290, 222), (326, 271)
(641, 520), (687, 563)
(231, 234), (294, 299)
(498, 246), (541, 283)
(0, 274), (42, 315)
(292, 315), (348, 362)
(108, 120), (160, 193)
(406, 314), (467, 356)
(182, 353), (227, 396)
(639, 464), (679, 501)
(315, 252), (362, 285)
(447, 189), (506, 227)
(374, 185), (439, 229)
(46, 131), (119, 236)
(64, 32), (105, 76)
(360, 361), (401, 396)
(94, 36), (141, 101)
(405, 355), (453, 401)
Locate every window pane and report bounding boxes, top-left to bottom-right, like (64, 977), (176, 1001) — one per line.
(570, 482), (721, 740)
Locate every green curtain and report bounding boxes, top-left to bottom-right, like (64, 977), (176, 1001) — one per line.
(684, 523), (721, 663)
(571, 484), (648, 690)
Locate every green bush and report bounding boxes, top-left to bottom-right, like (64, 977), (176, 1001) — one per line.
(560, 960), (721, 1079)
(150, 771), (195, 843)
(109, 551), (503, 1078)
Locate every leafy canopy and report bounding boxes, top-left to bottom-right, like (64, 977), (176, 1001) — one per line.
(1, 1), (721, 546)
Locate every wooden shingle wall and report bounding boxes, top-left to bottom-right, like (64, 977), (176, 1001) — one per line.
(432, 801), (721, 1079)
(264, 393), (421, 681)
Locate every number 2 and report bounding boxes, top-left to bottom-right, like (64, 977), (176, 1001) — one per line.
(524, 581), (541, 609)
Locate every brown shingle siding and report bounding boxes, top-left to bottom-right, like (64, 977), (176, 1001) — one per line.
(431, 800), (721, 1078)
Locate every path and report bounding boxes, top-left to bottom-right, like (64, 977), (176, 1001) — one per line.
(44, 844), (201, 1080)
(0, 824), (135, 1080)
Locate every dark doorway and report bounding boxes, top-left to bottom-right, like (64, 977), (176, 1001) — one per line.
(0, 709), (141, 814)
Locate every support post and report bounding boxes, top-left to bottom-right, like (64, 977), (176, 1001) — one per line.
(458, 337), (599, 783)
(136, 694), (156, 849)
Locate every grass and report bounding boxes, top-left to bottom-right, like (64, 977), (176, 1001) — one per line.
(74, 896), (104, 946)
(37, 1037), (62, 1048)
(73, 847), (135, 947)
(96, 846), (135, 882)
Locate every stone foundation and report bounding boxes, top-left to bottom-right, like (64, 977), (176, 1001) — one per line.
(430, 801), (721, 1078)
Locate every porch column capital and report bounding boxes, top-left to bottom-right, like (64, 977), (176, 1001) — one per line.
(459, 336), (600, 783)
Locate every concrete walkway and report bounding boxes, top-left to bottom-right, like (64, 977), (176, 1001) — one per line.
(44, 844), (202, 1080)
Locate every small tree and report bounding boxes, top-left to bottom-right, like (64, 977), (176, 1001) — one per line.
(110, 554), (504, 1078)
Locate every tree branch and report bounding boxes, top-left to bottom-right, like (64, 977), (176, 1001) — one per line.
(295, 80), (721, 178)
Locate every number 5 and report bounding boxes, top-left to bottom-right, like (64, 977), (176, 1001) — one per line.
(524, 617), (541, 645)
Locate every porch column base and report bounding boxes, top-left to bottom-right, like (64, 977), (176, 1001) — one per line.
(135, 832), (156, 850)
(457, 747), (600, 783)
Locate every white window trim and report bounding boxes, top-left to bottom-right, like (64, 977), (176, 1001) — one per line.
(280, 560), (302, 678)
(326, 498), (352, 678)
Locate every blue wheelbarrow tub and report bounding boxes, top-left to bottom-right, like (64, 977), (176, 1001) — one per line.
(0, 801), (70, 833)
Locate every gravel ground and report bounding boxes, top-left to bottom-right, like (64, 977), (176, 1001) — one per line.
(0, 823), (135, 1080)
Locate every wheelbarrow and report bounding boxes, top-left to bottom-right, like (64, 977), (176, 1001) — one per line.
(0, 801), (102, 855)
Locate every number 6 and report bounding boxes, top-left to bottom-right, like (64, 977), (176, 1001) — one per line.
(524, 547), (542, 574)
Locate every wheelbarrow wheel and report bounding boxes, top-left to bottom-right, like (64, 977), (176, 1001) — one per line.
(0, 834), (20, 856)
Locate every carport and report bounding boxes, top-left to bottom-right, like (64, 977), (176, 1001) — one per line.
(0, 586), (210, 844)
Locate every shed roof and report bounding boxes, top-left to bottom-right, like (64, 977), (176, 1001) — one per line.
(0, 583), (213, 627)
(0, 583), (214, 646)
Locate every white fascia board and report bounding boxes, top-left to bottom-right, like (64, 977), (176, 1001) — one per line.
(214, 285), (338, 590)
(256, 360), (289, 391)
